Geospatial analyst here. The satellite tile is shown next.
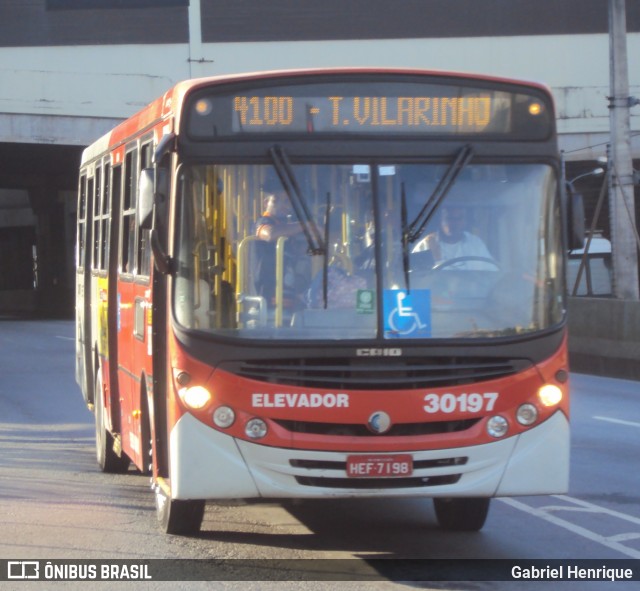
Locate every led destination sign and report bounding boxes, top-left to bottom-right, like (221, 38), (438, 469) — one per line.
(232, 95), (497, 133)
(186, 79), (552, 139)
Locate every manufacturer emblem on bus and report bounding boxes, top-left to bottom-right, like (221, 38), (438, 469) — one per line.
(368, 411), (392, 434)
(356, 348), (402, 357)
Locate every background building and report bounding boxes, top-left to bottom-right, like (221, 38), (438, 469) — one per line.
(0, 0), (638, 315)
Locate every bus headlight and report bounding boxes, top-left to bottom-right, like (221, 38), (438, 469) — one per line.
(487, 415), (508, 438)
(516, 403), (538, 426)
(538, 384), (563, 407)
(245, 418), (268, 439)
(180, 385), (212, 410)
(213, 406), (235, 429)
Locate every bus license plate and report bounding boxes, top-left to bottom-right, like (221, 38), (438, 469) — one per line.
(346, 454), (413, 478)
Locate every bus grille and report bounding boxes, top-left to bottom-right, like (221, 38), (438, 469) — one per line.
(290, 457), (466, 489)
(274, 418), (479, 437)
(291, 457), (467, 470)
(295, 474), (461, 489)
(221, 356), (528, 390)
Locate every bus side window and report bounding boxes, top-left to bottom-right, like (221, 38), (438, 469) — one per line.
(91, 169), (100, 271)
(101, 162), (111, 272)
(77, 174), (87, 270)
(88, 177), (95, 268)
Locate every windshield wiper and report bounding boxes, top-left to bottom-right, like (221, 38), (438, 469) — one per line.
(400, 144), (474, 292)
(322, 191), (331, 308)
(269, 145), (325, 255)
(404, 144), (474, 245)
(401, 182), (411, 291)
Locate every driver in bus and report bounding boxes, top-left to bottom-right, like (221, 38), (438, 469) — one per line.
(412, 204), (495, 270)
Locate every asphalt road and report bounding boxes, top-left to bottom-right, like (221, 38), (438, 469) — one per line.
(0, 318), (638, 591)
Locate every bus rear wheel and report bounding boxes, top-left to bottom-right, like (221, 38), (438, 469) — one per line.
(433, 497), (491, 531)
(155, 487), (205, 535)
(95, 371), (130, 473)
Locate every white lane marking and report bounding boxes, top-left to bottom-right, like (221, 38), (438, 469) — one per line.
(55, 336), (74, 341)
(593, 416), (640, 428)
(547, 495), (640, 525)
(499, 495), (640, 558)
(608, 533), (640, 543)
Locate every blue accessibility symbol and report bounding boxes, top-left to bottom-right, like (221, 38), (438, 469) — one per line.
(383, 289), (431, 338)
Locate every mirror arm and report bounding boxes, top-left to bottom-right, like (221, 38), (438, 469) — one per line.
(151, 230), (175, 275)
(153, 132), (176, 164)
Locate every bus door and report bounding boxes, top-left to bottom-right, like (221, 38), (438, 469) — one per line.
(116, 144), (153, 470)
(113, 146), (137, 462)
(104, 163), (123, 437)
(127, 220), (153, 471)
(76, 172), (94, 405)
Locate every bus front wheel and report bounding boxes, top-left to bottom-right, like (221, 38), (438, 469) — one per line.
(433, 497), (490, 531)
(155, 487), (205, 535)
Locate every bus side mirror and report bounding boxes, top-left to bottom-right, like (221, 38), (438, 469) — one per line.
(138, 169), (155, 230)
(138, 168), (169, 230)
(139, 167), (173, 274)
(566, 184), (585, 251)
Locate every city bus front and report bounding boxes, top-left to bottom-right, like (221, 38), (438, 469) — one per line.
(155, 72), (570, 533)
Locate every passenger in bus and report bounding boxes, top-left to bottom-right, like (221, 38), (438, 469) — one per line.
(254, 185), (310, 309)
(412, 205), (495, 270)
(255, 187), (304, 243)
(306, 210), (374, 309)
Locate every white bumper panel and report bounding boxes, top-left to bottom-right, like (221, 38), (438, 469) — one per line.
(169, 413), (260, 499)
(495, 410), (570, 496)
(169, 411), (569, 500)
(236, 434), (520, 499)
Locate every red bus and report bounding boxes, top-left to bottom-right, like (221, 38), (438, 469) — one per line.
(76, 68), (579, 535)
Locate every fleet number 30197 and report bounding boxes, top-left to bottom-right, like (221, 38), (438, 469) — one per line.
(423, 392), (499, 414)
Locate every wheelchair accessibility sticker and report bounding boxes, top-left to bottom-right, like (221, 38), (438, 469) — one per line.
(383, 289), (431, 338)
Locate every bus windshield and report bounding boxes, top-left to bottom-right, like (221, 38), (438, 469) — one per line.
(173, 162), (563, 340)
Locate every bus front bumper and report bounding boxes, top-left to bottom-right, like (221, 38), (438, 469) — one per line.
(168, 410), (569, 500)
